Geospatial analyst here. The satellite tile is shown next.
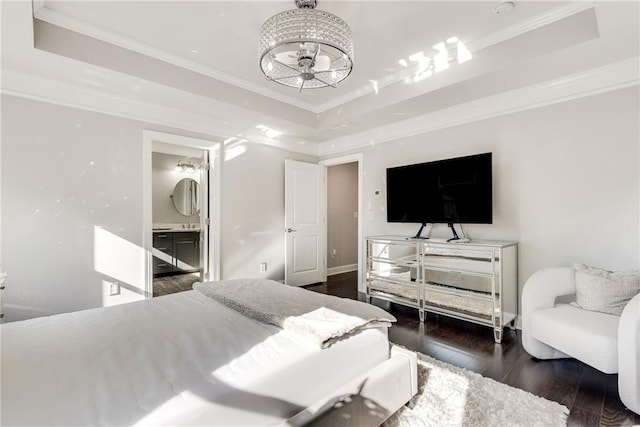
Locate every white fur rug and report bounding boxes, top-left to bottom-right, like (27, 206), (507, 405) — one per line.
(384, 352), (569, 427)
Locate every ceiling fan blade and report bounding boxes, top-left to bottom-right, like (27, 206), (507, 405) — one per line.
(314, 67), (351, 75)
(314, 55), (331, 72)
(313, 74), (338, 89)
(270, 74), (302, 82)
(274, 51), (298, 66)
(271, 58), (302, 75)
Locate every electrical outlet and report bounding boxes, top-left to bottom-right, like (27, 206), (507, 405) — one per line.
(331, 248), (337, 259)
(260, 262), (267, 273)
(109, 281), (120, 296)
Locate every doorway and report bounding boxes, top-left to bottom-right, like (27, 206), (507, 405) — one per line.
(142, 131), (221, 299)
(320, 154), (363, 293)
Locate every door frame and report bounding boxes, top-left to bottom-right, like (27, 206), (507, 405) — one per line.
(142, 130), (221, 298)
(319, 153), (364, 293)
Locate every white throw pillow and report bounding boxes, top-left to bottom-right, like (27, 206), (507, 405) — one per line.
(574, 263), (640, 316)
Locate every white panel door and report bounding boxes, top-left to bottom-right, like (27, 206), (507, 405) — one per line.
(285, 160), (326, 286)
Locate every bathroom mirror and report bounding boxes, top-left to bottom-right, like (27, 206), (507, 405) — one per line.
(172, 178), (199, 216)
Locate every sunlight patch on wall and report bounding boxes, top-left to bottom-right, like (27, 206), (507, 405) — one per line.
(398, 36), (472, 83)
(224, 138), (248, 162)
(369, 80), (379, 95)
(94, 226), (146, 306)
(256, 124), (282, 139)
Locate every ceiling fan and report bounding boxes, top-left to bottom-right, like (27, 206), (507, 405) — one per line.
(258, 0), (353, 92)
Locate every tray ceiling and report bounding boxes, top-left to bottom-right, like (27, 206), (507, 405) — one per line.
(1, 1), (637, 154)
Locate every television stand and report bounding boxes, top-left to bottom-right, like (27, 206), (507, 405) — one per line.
(412, 223), (429, 239)
(446, 223), (460, 242)
(365, 235), (518, 343)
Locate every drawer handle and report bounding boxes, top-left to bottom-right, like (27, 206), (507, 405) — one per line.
(156, 247), (168, 250)
(157, 263), (169, 267)
(156, 234), (168, 238)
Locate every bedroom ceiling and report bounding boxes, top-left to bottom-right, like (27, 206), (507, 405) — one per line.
(2, 1), (639, 155)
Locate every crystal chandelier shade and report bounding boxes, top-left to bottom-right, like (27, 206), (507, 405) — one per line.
(258, 1), (353, 91)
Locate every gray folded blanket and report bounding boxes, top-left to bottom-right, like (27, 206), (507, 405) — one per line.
(194, 278), (396, 349)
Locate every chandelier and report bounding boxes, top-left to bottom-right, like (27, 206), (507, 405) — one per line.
(258, 0), (353, 91)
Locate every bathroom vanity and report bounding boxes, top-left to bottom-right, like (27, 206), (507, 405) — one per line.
(152, 229), (200, 277)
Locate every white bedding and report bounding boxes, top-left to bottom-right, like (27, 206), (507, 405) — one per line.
(1, 290), (390, 426)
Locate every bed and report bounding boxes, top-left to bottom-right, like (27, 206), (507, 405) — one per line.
(1, 279), (417, 426)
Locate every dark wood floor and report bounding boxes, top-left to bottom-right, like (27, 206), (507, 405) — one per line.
(305, 271), (640, 427)
(153, 272), (200, 297)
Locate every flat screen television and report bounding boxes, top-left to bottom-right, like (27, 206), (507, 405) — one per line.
(386, 153), (493, 232)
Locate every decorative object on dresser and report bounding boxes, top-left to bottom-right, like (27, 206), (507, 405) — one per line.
(522, 266), (640, 414)
(366, 235), (517, 343)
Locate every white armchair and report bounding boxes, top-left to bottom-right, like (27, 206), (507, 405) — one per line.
(522, 267), (640, 414)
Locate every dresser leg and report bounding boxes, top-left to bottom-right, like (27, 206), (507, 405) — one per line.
(493, 328), (503, 343)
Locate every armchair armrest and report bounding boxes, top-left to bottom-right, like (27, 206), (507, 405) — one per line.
(521, 267), (576, 359)
(619, 292), (640, 414)
(522, 267), (576, 312)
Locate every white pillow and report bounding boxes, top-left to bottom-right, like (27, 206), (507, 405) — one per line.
(574, 263), (640, 316)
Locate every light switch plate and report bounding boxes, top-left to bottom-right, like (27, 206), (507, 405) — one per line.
(109, 282), (120, 296)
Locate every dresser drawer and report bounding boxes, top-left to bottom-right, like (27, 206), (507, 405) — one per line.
(423, 245), (497, 274)
(423, 269), (494, 294)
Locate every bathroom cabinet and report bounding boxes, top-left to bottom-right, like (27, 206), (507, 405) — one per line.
(153, 231), (200, 277)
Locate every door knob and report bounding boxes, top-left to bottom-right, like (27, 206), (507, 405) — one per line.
(285, 228), (298, 233)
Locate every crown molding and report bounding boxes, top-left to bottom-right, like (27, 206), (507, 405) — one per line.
(32, 5), (321, 114)
(318, 57), (640, 157)
(3, 57), (636, 160)
(467, 1), (595, 53)
(33, 1), (594, 116)
(313, 2), (596, 113)
(0, 69), (321, 156)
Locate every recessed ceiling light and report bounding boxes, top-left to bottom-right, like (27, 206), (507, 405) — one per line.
(493, 1), (515, 15)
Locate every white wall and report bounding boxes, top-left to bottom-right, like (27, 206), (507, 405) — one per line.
(327, 163), (358, 270)
(220, 142), (316, 281)
(1, 95), (316, 321)
(3, 86), (637, 320)
(325, 87), (640, 297)
(1, 95), (146, 320)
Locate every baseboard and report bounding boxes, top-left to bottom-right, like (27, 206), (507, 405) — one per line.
(327, 264), (358, 276)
